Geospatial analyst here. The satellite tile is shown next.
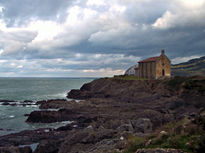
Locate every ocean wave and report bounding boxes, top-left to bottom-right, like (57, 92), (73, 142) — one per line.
(25, 105), (38, 108)
(46, 92), (68, 99)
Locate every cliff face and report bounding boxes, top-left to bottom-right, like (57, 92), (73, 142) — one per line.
(68, 76), (205, 103)
(68, 78), (168, 100)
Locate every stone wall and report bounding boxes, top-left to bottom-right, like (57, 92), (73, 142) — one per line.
(156, 54), (171, 79)
(137, 50), (171, 79)
(138, 62), (156, 79)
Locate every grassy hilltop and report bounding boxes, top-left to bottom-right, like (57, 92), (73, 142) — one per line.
(172, 56), (205, 76)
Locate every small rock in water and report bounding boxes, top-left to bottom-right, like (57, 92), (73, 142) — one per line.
(24, 100), (33, 103)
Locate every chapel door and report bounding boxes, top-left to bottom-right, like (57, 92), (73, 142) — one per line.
(162, 69), (165, 76)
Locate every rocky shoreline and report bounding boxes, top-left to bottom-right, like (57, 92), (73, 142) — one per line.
(0, 76), (204, 153)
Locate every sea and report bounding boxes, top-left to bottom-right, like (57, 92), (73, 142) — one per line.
(0, 77), (94, 136)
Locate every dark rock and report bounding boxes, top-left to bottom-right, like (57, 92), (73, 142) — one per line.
(39, 100), (75, 109)
(26, 110), (71, 123)
(58, 128), (116, 153)
(26, 108), (97, 124)
(0, 127), (69, 148)
(24, 100), (33, 103)
(36, 100), (47, 105)
(11, 103), (17, 106)
(80, 83), (92, 91)
(34, 140), (61, 153)
(56, 124), (74, 131)
(0, 100), (16, 103)
(2, 102), (9, 105)
(0, 146), (32, 153)
(1, 76), (204, 153)
(131, 118), (153, 133)
(67, 89), (92, 99)
(135, 148), (185, 153)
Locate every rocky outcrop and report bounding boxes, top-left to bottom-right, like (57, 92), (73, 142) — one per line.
(68, 76), (205, 100)
(0, 146), (32, 153)
(34, 140), (61, 153)
(135, 148), (184, 153)
(0, 76), (204, 153)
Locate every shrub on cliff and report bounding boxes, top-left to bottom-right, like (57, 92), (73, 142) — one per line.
(114, 112), (205, 153)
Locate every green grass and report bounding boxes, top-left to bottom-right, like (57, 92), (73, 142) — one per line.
(147, 134), (200, 152)
(113, 135), (145, 153)
(114, 116), (205, 153)
(112, 75), (147, 81)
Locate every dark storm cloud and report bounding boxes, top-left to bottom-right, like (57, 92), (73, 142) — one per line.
(0, 0), (205, 77)
(0, 0), (75, 26)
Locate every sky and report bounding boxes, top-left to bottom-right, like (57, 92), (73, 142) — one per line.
(0, 0), (205, 77)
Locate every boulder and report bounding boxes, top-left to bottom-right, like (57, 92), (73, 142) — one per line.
(131, 118), (153, 133)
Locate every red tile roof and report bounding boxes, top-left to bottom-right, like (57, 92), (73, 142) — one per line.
(138, 56), (159, 63)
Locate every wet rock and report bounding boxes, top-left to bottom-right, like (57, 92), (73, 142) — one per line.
(2, 102), (9, 105)
(36, 100), (47, 105)
(0, 100), (16, 103)
(24, 114), (30, 117)
(26, 110), (72, 123)
(39, 99), (76, 109)
(24, 100), (33, 103)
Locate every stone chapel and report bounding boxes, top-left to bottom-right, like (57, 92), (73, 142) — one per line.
(135, 49), (171, 79)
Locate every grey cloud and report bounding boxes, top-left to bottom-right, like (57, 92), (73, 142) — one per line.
(0, 0), (205, 77)
(0, 0), (74, 26)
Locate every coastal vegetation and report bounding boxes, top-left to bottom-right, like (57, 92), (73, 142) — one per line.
(114, 114), (205, 153)
(112, 75), (147, 80)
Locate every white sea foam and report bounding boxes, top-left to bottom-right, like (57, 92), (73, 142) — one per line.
(31, 105), (38, 108)
(41, 108), (59, 111)
(61, 121), (73, 124)
(44, 92), (67, 100)
(44, 129), (50, 133)
(75, 100), (85, 103)
(0, 78), (94, 136)
(9, 115), (15, 118)
(19, 143), (39, 152)
(54, 92), (67, 97)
